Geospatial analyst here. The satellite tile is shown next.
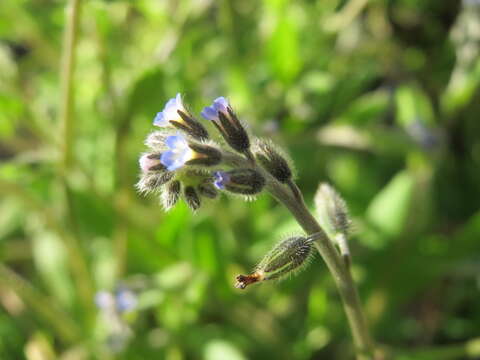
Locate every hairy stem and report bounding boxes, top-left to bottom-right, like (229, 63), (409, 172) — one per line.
(267, 180), (374, 359)
(221, 150), (375, 358)
(335, 232), (352, 267)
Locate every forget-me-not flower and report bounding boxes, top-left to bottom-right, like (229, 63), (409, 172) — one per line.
(200, 97), (229, 122)
(154, 93), (186, 127)
(95, 288), (138, 314)
(212, 169), (265, 195)
(201, 96), (251, 154)
(160, 133), (194, 171)
(115, 288), (138, 313)
(153, 93), (209, 140)
(213, 171), (230, 190)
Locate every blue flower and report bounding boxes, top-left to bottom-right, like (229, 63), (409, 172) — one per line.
(94, 289), (138, 314)
(153, 93), (186, 127)
(115, 288), (138, 313)
(201, 97), (229, 122)
(201, 97), (251, 154)
(160, 134), (194, 171)
(212, 169), (265, 195)
(213, 171), (230, 190)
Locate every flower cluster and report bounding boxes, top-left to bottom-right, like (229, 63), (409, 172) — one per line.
(137, 93), (322, 288)
(137, 93), (274, 211)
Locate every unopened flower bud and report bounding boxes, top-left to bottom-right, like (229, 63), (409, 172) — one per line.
(201, 97), (251, 154)
(315, 183), (351, 236)
(185, 142), (222, 167)
(184, 186), (201, 211)
(161, 180), (181, 211)
(197, 182), (218, 199)
(174, 110), (209, 141)
(139, 153), (165, 172)
(136, 171), (175, 194)
(145, 131), (168, 150)
(254, 139), (293, 183)
(213, 169), (265, 195)
(235, 235), (314, 289)
(315, 183), (351, 265)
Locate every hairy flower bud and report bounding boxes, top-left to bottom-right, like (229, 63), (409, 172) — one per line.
(161, 180), (181, 211)
(136, 171), (175, 194)
(184, 186), (201, 211)
(315, 183), (351, 265)
(235, 235), (314, 289)
(254, 139), (293, 183)
(139, 153), (165, 172)
(213, 169), (265, 195)
(186, 142), (222, 167)
(145, 131), (168, 150)
(315, 183), (351, 236)
(197, 182), (218, 199)
(201, 97), (251, 154)
(173, 110), (209, 141)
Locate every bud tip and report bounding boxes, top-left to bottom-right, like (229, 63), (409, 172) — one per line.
(234, 273), (263, 289)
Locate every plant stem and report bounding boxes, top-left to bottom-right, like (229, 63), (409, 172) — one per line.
(58, 0), (94, 311)
(266, 180), (374, 359)
(60, 0), (82, 170)
(221, 150), (375, 358)
(384, 337), (480, 360)
(0, 264), (81, 344)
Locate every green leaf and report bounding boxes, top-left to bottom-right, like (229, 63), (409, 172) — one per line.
(31, 232), (74, 307)
(366, 171), (415, 239)
(204, 340), (246, 360)
(266, 8), (301, 84)
(395, 85), (434, 126)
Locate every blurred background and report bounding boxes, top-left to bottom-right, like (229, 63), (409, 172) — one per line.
(1, 0), (480, 359)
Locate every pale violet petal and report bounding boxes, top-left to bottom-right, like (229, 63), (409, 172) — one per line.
(139, 154), (159, 172)
(95, 291), (115, 310)
(175, 93), (183, 108)
(201, 107), (218, 121)
(165, 134), (188, 150)
(116, 289), (137, 313)
(213, 97), (229, 112)
(153, 111), (168, 127)
(161, 150), (186, 171)
(213, 171), (229, 190)
(164, 98), (177, 110)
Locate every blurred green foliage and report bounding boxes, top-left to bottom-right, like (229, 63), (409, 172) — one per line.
(1, 0), (480, 359)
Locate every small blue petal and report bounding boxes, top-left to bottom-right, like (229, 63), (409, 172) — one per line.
(175, 93), (182, 104)
(164, 98), (177, 109)
(161, 151), (185, 171)
(213, 171), (230, 190)
(201, 106), (218, 121)
(116, 289), (137, 313)
(213, 97), (229, 112)
(165, 134), (187, 149)
(153, 111), (168, 127)
(161, 151), (176, 169)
